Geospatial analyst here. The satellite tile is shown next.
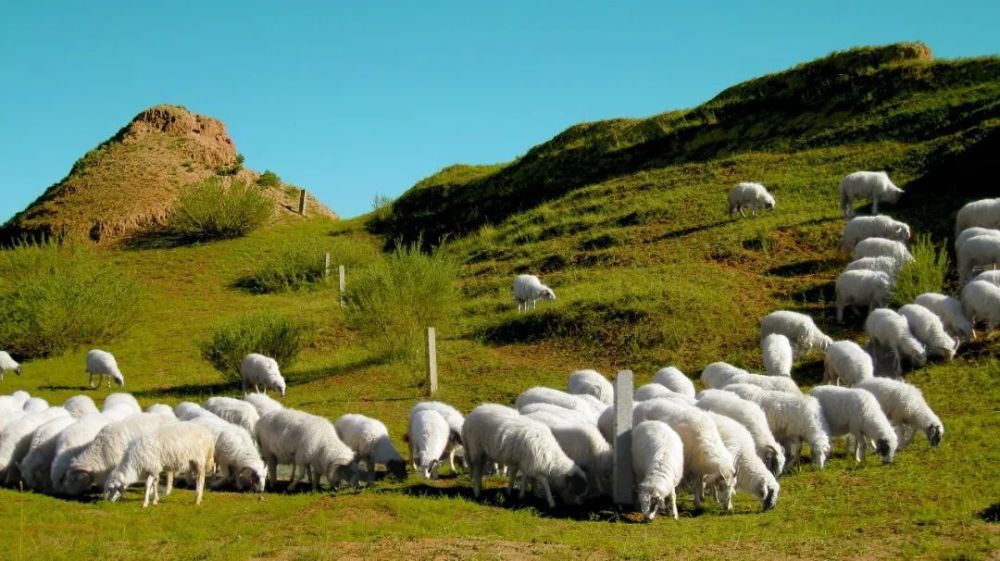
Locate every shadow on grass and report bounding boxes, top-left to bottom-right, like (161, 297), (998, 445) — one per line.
(120, 227), (213, 250)
(767, 258), (842, 277)
(655, 219), (731, 242)
(130, 381), (237, 400)
(792, 358), (825, 386)
(38, 385), (93, 392)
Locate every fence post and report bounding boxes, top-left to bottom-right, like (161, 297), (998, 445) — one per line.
(298, 189), (308, 215)
(426, 327), (438, 396)
(323, 253), (331, 281)
(338, 265), (346, 308)
(612, 370), (635, 506)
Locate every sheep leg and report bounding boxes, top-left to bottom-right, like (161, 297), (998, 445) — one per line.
(853, 432), (867, 462)
(470, 457), (483, 498)
(164, 471), (174, 496)
(193, 463), (205, 505)
(693, 478), (704, 509)
(88, 371), (95, 388)
(669, 491), (678, 520)
(538, 477), (556, 508)
(143, 474), (156, 508)
(310, 465), (320, 492)
(872, 198), (879, 215)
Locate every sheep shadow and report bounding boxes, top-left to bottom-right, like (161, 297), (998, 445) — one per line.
(130, 381), (236, 400)
(38, 385), (93, 392)
(785, 281), (836, 304)
(766, 258), (842, 278)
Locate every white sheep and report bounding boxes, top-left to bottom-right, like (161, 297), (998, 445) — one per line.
(839, 171), (903, 218)
(407, 409), (451, 480)
(240, 353), (286, 397)
(957, 235), (1000, 284)
(760, 311), (833, 357)
(256, 408), (358, 491)
(242, 392), (284, 417)
(174, 401), (219, 421)
(962, 280), (1000, 330)
(695, 389), (785, 477)
(520, 402), (597, 426)
(810, 385), (897, 464)
(845, 256), (905, 279)
(651, 366), (696, 399)
(63, 395), (99, 418)
(840, 215), (911, 252)
(189, 415), (266, 493)
(836, 269), (893, 323)
(954, 198), (1000, 238)
(898, 303), (959, 361)
(523, 409), (613, 497)
(974, 269), (1000, 287)
(23, 397), (49, 412)
(635, 383), (678, 402)
(335, 414), (407, 482)
(19, 416), (77, 491)
(204, 396), (261, 437)
(855, 378), (943, 449)
(955, 227), (1000, 251)
(631, 420), (684, 521)
(86, 349), (125, 389)
(49, 411), (123, 494)
(701, 363), (801, 394)
(145, 404), (177, 419)
(0, 390), (30, 414)
(596, 393), (696, 444)
(513, 274), (556, 312)
(822, 340), (873, 386)
(0, 351), (22, 381)
(0, 406), (70, 485)
(700, 362), (749, 390)
(707, 412), (780, 511)
(103, 393), (141, 416)
(104, 422), (215, 507)
(865, 308), (927, 377)
(761, 333), (793, 377)
(728, 182), (775, 217)
(723, 384), (830, 470)
(914, 292), (975, 342)
(852, 237), (913, 264)
(409, 401), (464, 472)
(566, 369), (613, 405)
(515, 387), (606, 422)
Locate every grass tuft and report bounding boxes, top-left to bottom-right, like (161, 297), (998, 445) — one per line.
(169, 178), (272, 241)
(893, 234), (950, 305)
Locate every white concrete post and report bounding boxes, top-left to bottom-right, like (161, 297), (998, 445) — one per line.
(612, 370), (635, 506)
(338, 265), (346, 307)
(426, 327), (438, 396)
(323, 253), (331, 281)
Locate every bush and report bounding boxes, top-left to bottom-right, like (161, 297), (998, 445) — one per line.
(893, 234), (950, 305)
(258, 170), (280, 188)
(200, 313), (306, 382)
(0, 239), (142, 358)
(344, 242), (459, 361)
(238, 237), (378, 294)
(169, 178), (272, 240)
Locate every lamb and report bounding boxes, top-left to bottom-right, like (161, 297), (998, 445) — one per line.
(86, 349), (125, 389)
(0, 406), (70, 485)
(865, 308), (927, 377)
(63, 395), (99, 418)
(706, 412), (780, 511)
(652, 366), (696, 398)
(836, 270), (893, 323)
(523, 409), (613, 496)
(188, 415), (266, 493)
(631, 420), (684, 521)
(695, 389), (785, 477)
(958, 235), (1000, 284)
(204, 396), (261, 437)
(566, 369), (613, 405)
(240, 353), (287, 397)
(701, 363), (801, 394)
(103, 393), (141, 416)
(898, 303), (959, 361)
(407, 409), (451, 480)
(914, 293), (975, 341)
(954, 198), (1000, 239)
(761, 333), (793, 377)
(0, 351), (22, 381)
(839, 171), (904, 218)
(409, 401), (464, 472)
(462, 403), (587, 508)
(962, 280), (1000, 330)
(513, 274), (556, 312)
(632, 399), (737, 510)
(722, 385), (830, 470)
(840, 215), (911, 252)
(855, 377), (943, 449)
(256, 409), (358, 491)
(334, 414), (407, 482)
(242, 392), (284, 417)
(809, 385), (897, 465)
(852, 238), (913, 264)
(19, 416), (76, 491)
(49, 412), (124, 494)
(145, 404), (177, 419)
(728, 182), (776, 218)
(975, 269), (1000, 287)
(104, 422), (215, 507)
(955, 227), (1000, 251)
(844, 256), (905, 279)
(515, 387), (606, 422)
(760, 311), (833, 357)
(822, 340), (874, 386)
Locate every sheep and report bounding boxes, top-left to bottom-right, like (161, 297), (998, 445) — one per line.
(204, 396), (261, 437)
(240, 353), (286, 397)
(760, 311), (833, 358)
(898, 303), (959, 361)
(865, 309), (927, 377)
(822, 340), (873, 386)
(188, 415), (266, 493)
(0, 390), (30, 415)
(707, 412), (780, 511)
(520, 402), (597, 425)
(523, 409), (613, 496)
(840, 215), (911, 252)
(23, 397), (49, 412)
(408, 401), (464, 472)
(515, 387), (606, 422)
(845, 256), (905, 279)
(19, 416), (77, 491)
(955, 227), (1000, 251)
(635, 383), (678, 402)
(962, 280), (1000, 331)
(63, 395), (99, 418)
(513, 274), (556, 312)
(954, 198), (1000, 239)
(0, 351), (22, 381)
(256, 409), (359, 491)
(632, 399), (737, 510)
(701, 362), (749, 390)
(145, 404), (177, 419)
(596, 392), (698, 444)
(728, 182), (775, 217)
(855, 377), (943, 449)
(0, 406), (70, 485)
(631, 420), (684, 521)
(174, 401), (219, 421)
(761, 333), (793, 377)
(836, 269), (893, 323)
(914, 293), (975, 342)
(811, 385), (897, 464)
(852, 238), (913, 264)
(701, 363), (801, 394)
(958, 235), (1000, 284)
(695, 389), (785, 477)
(839, 171), (903, 218)
(103, 393), (141, 416)
(566, 369), (613, 405)
(334, 414), (407, 482)
(975, 269), (1000, 287)
(652, 366), (696, 399)
(242, 392), (284, 417)
(86, 349), (124, 389)
(49, 412), (123, 494)
(407, 409), (451, 480)
(462, 404), (587, 508)
(104, 422), (216, 507)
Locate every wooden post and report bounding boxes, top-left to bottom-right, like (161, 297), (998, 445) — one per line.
(298, 189), (307, 215)
(323, 253), (331, 281)
(612, 370), (635, 506)
(426, 327), (438, 396)
(338, 265), (346, 308)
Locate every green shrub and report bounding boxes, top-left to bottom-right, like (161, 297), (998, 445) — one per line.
(893, 234), (950, 305)
(169, 178), (272, 240)
(239, 237), (378, 294)
(200, 313), (306, 382)
(258, 170), (280, 188)
(0, 239), (142, 358)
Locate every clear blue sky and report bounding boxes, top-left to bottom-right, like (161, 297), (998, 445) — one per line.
(1, 1), (997, 221)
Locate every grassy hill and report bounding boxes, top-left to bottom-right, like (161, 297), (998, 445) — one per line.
(0, 44), (998, 560)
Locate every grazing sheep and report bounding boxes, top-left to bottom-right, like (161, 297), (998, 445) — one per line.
(567, 369), (613, 406)
(19, 416), (77, 491)
(836, 270), (893, 323)
(914, 292), (975, 341)
(652, 366), (696, 399)
(974, 269), (1000, 287)
(760, 311), (833, 357)
(145, 404), (177, 419)
(242, 392), (284, 417)
(631, 420), (684, 521)
(63, 396), (99, 418)
(256, 409), (358, 491)
(0, 351), (22, 381)
(855, 378), (943, 449)
(701, 362), (749, 390)
(520, 402), (596, 426)
(865, 309), (927, 377)
(23, 397), (49, 412)
(707, 412), (780, 511)
(49, 412), (124, 494)
(240, 354), (286, 397)
(523, 409), (613, 496)
(823, 340), (874, 386)
(204, 397), (261, 437)
(845, 256), (905, 279)
(728, 182), (775, 217)
(103, 393), (141, 416)
(810, 386), (897, 464)
(761, 333), (794, 377)
(839, 171), (903, 218)
(0, 407), (70, 485)
(335, 414), (407, 482)
(635, 383), (678, 402)
(104, 422), (215, 507)
(515, 387), (606, 422)
(513, 274), (556, 312)
(955, 227), (1000, 251)
(701, 363), (800, 394)
(852, 238), (913, 264)
(189, 415), (266, 493)
(407, 409), (451, 480)
(696, 389), (785, 477)
(86, 350), (124, 389)
(174, 401), (219, 421)
(957, 235), (1000, 284)
(0, 391), (30, 415)
(898, 304), (959, 361)
(409, 401), (464, 472)
(962, 280), (1000, 330)
(954, 198), (1000, 239)
(840, 215), (911, 252)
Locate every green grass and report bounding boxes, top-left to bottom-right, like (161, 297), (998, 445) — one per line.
(893, 233), (951, 305)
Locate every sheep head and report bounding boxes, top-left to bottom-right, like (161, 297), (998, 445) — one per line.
(925, 424), (944, 448)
